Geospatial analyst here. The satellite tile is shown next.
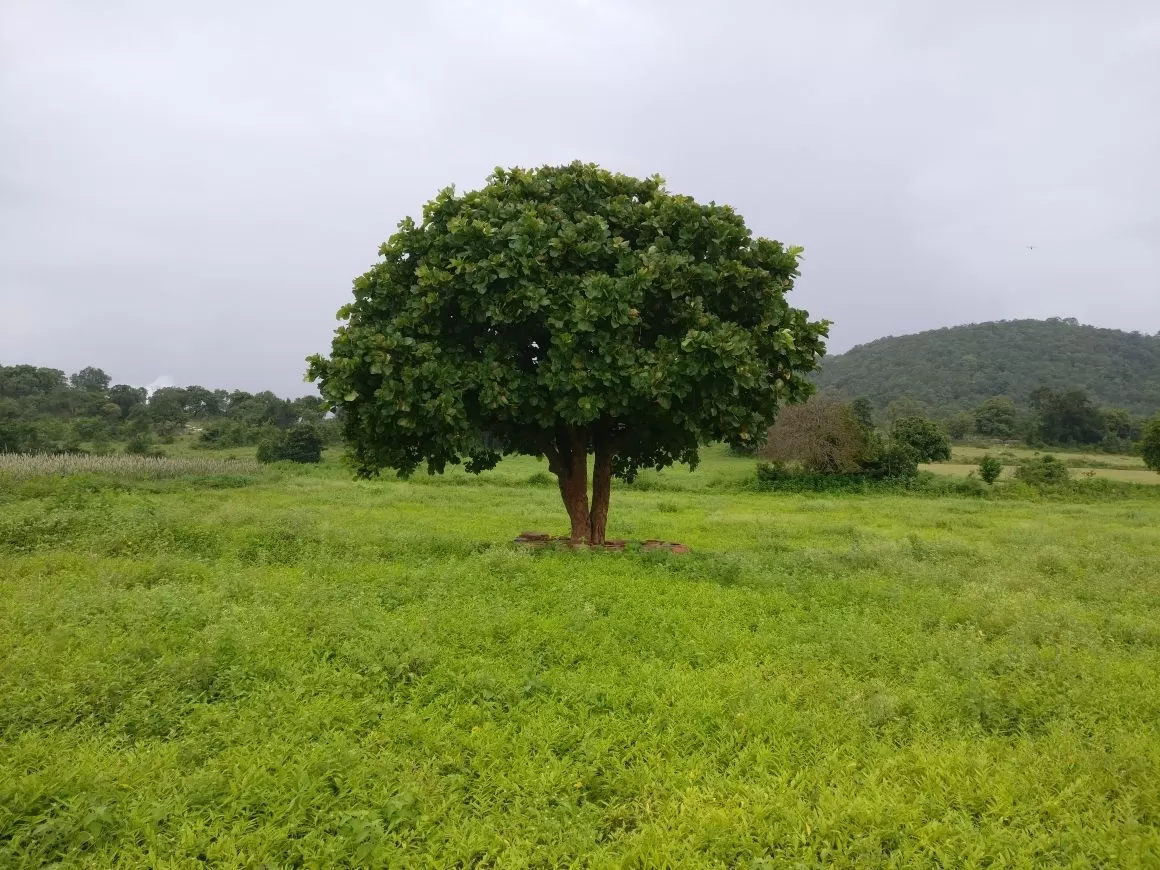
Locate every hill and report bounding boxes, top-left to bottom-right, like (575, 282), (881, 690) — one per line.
(813, 318), (1160, 416)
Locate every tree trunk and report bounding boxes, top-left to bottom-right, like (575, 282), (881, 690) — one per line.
(548, 427), (591, 543)
(589, 438), (613, 545)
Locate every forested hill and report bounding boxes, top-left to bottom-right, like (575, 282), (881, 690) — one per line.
(813, 318), (1160, 416)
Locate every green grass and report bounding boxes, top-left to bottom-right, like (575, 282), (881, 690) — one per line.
(2, 450), (1160, 866)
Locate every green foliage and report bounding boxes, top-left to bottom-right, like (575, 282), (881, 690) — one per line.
(308, 162), (827, 541)
(1141, 414), (1160, 473)
(973, 396), (1017, 437)
(1, 363), (329, 454)
(944, 411), (973, 439)
(197, 420), (269, 449)
(890, 416), (951, 462)
(850, 397), (875, 431)
(1032, 388), (1105, 446)
(861, 435), (920, 480)
(3, 455), (1160, 866)
(124, 433), (164, 457)
(977, 454), (1004, 484)
(813, 318), (1160, 416)
(1015, 454), (1071, 485)
(256, 424), (323, 464)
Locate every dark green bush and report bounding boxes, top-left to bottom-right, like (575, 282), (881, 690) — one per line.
(124, 434), (164, 457)
(890, 416), (951, 462)
(1014, 454), (1069, 485)
(862, 437), (920, 480)
(256, 424), (323, 464)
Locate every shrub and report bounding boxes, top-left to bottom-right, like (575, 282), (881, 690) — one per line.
(890, 416), (951, 462)
(1141, 414), (1160, 474)
(759, 396), (873, 473)
(1014, 454), (1070, 485)
(862, 438), (920, 480)
(124, 434), (164, 457)
(256, 424), (323, 464)
(977, 454), (1004, 484)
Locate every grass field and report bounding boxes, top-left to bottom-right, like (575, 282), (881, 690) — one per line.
(2, 449), (1160, 866)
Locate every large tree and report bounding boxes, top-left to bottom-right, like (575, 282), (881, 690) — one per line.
(308, 163), (828, 543)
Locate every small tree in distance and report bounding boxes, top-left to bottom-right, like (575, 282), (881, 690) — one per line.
(977, 454), (1003, 484)
(1141, 413), (1160, 474)
(308, 162), (829, 543)
(257, 424), (323, 464)
(891, 416), (951, 462)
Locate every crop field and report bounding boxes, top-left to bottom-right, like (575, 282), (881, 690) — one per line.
(2, 449), (1160, 867)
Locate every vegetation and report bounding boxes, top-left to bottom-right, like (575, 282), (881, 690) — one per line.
(308, 162), (827, 543)
(813, 318), (1160, 416)
(0, 452), (261, 479)
(0, 363), (330, 457)
(256, 424), (324, 464)
(890, 416), (951, 462)
(2, 450), (1159, 866)
(1139, 414), (1160, 474)
(1015, 455), (1071, 486)
(977, 454), (1004, 484)
(758, 395), (871, 473)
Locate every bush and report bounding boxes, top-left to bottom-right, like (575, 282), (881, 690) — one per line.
(977, 454), (1004, 484)
(890, 416), (951, 462)
(256, 424), (323, 464)
(1141, 414), (1160, 473)
(862, 438), (920, 480)
(1014, 454), (1070, 485)
(197, 420), (267, 449)
(759, 396), (873, 473)
(124, 434), (164, 458)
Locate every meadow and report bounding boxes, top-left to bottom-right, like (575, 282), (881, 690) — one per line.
(2, 449), (1160, 867)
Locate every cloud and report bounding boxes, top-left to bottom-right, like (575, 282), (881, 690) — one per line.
(2, 0), (1158, 394)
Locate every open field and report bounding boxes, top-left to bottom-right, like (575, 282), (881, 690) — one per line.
(952, 444), (1147, 471)
(3, 451), (1160, 866)
(922, 462), (1160, 485)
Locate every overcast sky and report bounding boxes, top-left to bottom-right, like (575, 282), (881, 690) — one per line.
(2, 0), (1158, 396)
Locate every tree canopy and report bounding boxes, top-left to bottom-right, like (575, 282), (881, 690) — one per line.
(308, 162), (828, 542)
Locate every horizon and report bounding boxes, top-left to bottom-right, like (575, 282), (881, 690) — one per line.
(4, 314), (1156, 398)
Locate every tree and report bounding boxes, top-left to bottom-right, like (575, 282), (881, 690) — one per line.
(107, 384), (147, 419)
(1141, 414), (1160, 473)
(977, 454), (1003, 484)
(973, 396), (1016, 437)
(890, 416), (951, 462)
(759, 395), (871, 473)
(257, 423), (323, 464)
(69, 367), (111, 393)
(944, 411), (973, 439)
(850, 397), (875, 431)
(1034, 389), (1104, 445)
(308, 162), (828, 543)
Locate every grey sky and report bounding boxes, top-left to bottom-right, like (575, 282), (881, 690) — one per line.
(2, 0), (1158, 396)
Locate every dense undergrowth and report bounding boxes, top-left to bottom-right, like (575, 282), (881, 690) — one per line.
(1, 449), (1159, 866)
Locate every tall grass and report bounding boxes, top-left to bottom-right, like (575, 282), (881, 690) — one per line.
(1, 448), (1159, 865)
(0, 452), (262, 479)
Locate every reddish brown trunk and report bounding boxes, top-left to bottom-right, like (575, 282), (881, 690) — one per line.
(549, 427), (591, 543)
(589, 441), (613, 545)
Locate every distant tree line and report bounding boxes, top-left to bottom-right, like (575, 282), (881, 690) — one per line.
(886, 387), (1152, 454)
(0, 364), (336, 456)
(754, 390), (1160, 480)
